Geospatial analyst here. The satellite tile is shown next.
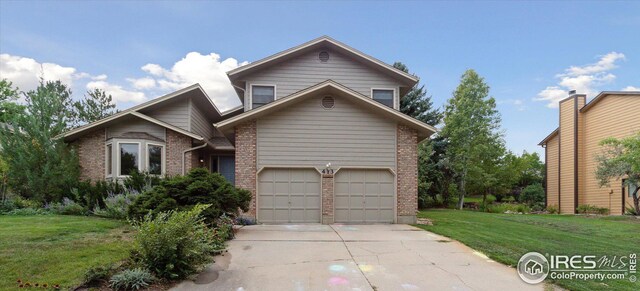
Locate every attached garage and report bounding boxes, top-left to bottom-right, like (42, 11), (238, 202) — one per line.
(257, 168), (321, 223)
(335, 169), (395, 223)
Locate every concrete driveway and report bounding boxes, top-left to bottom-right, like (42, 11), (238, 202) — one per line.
(173, 224), (541, 291)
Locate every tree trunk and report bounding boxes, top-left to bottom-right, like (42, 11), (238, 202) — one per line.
(458, 172), (467, 210)
(633, 187), (639, 215)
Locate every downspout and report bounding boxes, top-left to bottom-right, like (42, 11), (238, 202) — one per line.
(182, 141), (207, 175)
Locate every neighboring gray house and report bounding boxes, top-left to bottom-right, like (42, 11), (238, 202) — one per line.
(61, 36), (436, 224)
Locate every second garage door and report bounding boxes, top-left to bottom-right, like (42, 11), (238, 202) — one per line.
(257, 168), (321, 223)
(335, 169), (395, 223)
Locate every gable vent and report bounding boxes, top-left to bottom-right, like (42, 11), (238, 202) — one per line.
(322, 96), (335, 109)
(319, 51), (330, 62)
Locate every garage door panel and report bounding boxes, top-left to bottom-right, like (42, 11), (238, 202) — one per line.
(335, 169), (395, 223)
(258, 168), (321, 224)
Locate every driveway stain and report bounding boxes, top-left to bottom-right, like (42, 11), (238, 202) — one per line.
(193, 252), (232, 284)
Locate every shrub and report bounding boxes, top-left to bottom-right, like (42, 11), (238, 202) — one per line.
(84, 264), (115, 287)
(546, 205), (559, 214)
(128, 168), (251, 223)
(109, 268), (155, 290)
(12, 196), (42, 209)
(3, 208), (50, 215)
(519, 183), (545, 206)
(123, 170), (161, 193)
(484, 203), (530, 214)
(235, 216), (256, 226)
(625, 206), (639, 216)
(75, 179), (125, 210)
(130, 204), (216, 279)
(93, 190), (141, 219)
(576, 204), (609, 215)
(45, 197), (86, 215)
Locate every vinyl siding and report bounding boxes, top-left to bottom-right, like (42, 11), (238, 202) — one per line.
(190, 98), (214, 139)
(546, 135), (559, 208)
(559, 98), (576, 214)
(243, 48), (402, 111)
(580, 95), (640, 215)
(106, 118), (166, 141)
(143, 99), (190, 131)
(576, 97), (586, 206)
(257, 95), (396, 170)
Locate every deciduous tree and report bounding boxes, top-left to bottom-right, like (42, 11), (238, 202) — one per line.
(595, 133), (640, 214)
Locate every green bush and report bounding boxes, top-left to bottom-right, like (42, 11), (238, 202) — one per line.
(576, 204), (609, 215)
(123, 170), (161, 193)
(109, 268), (155, 290)
(93, 190), (141, 219)
(130, 204), (216, 279)
(625, 206), (639, 216)
(75, 179), (125, 210)
(128, 168), (250, 223)
(546, 205), (559, 214)
(3, 207), (50, 215)
(484, 203), (530, 214)
(519, 183), (545, 206)
(84, 264), (115, 287)
(45, 197), (86, 215)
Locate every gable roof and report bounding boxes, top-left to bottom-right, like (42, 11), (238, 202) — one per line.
(579, 91), (640, 113)
(215, 80), (437, 141)
(58, 84), (236, 141)
(227, 36), (419, 87)
(538, 128), (559, 146)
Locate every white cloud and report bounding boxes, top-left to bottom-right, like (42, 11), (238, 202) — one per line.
(0, 53), (82, 91)
(535, 52), (626, 108)
(622, 86), (640, 91)
(1, 52), (247, 110)
(136, 52), (248, 110)
(86, 80), (147, 104)
(127, 77), (156, 90)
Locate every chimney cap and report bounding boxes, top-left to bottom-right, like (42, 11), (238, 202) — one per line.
(568, 90), (577, 95)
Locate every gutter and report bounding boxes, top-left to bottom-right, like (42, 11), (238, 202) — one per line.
(182, 142), (208, 175)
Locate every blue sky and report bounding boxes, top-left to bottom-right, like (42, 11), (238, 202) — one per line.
(1, 1), (639, 157)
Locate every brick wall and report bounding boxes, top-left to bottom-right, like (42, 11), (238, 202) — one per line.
(397, 124), (418, 224)
(235, 120), (257, 218)
(73, 129), (105, 181)
(321, 173), (334, 224)
(166, 129), (193, 176)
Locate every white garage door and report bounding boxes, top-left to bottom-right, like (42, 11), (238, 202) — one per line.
(335, 169), (395, 223)
(258, 168), (321, 223)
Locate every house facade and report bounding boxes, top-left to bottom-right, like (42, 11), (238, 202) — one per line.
(539, 91), (640, 215)
(61, 36), (436, 224)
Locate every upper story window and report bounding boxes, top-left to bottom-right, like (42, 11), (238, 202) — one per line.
(252, 85), (275, 109)
(372, 89), (394, 108)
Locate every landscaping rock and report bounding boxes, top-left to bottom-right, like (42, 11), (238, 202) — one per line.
(416, 218), (433, 225)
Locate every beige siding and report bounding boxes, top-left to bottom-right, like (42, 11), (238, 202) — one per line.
(546, 135), (559, 208)
(580, 95), (640, 215)
(243, 48), (402, 111)
(106, 118), (165, 141)
(190, 98), (214, 139)
(559, 98), (576, 214)
(143, 99), (190, 131)
(576, 96), (586, 206)
(256, 95), (396, 170)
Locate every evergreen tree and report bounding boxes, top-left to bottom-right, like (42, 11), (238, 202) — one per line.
(393, 62), (442, 125)
(440, 69), (504, 209)
(74, 88), (117, 125)
(0, 80), (79, 202)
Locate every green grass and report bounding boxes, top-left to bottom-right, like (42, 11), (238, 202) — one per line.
(0, 215), (132, 290)
(417, 210), (640, 291)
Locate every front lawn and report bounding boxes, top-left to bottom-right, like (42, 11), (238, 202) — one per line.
(417, 210), (640, 291)
(0, 215), (131, 290)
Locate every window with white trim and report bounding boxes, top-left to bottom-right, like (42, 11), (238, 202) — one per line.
(372, 89), (394, 108)
(252, 85), (275, 109)
(119, 143), (139, 176)
(106, 144), (113, 176)
(147, 144), (163, 175)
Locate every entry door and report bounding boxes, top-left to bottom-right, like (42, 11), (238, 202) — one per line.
(335, 169), (395, 223)
(258, 168), (321, 223)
